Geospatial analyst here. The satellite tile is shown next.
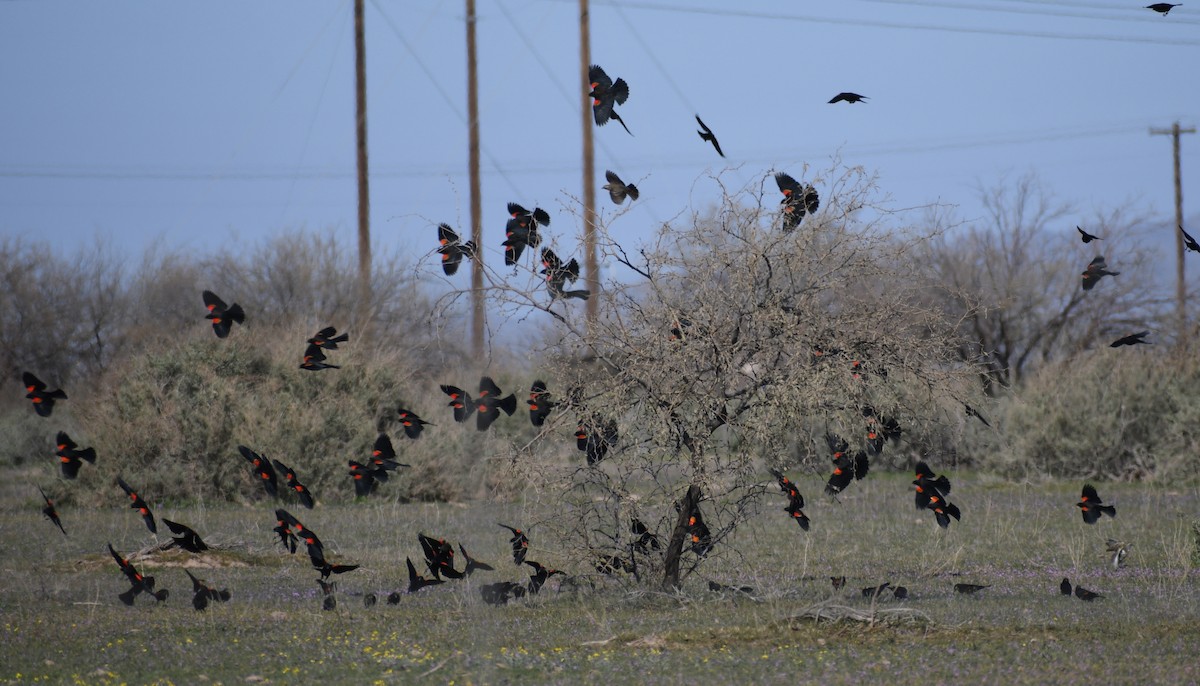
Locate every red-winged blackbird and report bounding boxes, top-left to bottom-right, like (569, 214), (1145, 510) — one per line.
(588, 65), (631, 135)
(861, 582), (891, 598)
(669, 317), (692, 341)
(238, 445), (278, 497)
(480, 581), (525, 605)
(687, 506), (713, 557)
(276, 508), (322, 558)
(299, 343), (340, 371)
(926, 492), (962, 529)
(55, 431), (96, 479)
(108, 543), (168, 605)
(1077, 484), (1116, 524)
(503, 203), (549, 266)
(309, 546), (359, 581)
(38, 486), (67, 535)
(1081, 256), (1119, 291)
(527, 380), (555, 427)
(436, 223), (477, 276)
(1075, 586), (1103, 601)
(307, 326), (349, 349)
(541, 248), (590, 301)
(459, 543), (495, 575)
(476, 376), (518, 431)
(368, 433), (411, 475)
(603, 170), (639, 205)
(863, 405), (903, 443)
(202, 290), (245, 338)
(397, 408), (432, 439)
(1060, 578), (1072, 595)
(418, 533), (464, 580)
(824, 434), (869, 495)
(273, 508), (300, 554)
(576, 416), (618, 466)
(498, 523), (530, 565)
(185, 569), (230, 611)
(1077, 226), (1102, 243)
(774, 172), (820, 232)
(1110, 331), (1150, 348)
(631, 517), (661, 554)
(117, 476), (157, 534)
(964, 403), (992, 428)
(1181, 225), (1200, 252)
(406, 556), (445, 593)
(162, 518), (208, 553)
(892, 586), (909, 600)
(913, 461), (952, 510)
(22, 372), (67, 418)
(1146, 3), (1181, 14)
(348, 460), (383, 497)
(524, 560), (564, 594)
(954, 583), (990, 595)
(440, 384), (475, 423)
(694, 114), (725, 158)
(769, 468), (810, 530)
(272, 459), (314, 509)
(828, 92), (868, 104)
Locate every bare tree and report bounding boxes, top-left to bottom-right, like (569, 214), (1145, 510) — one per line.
(923, 174), (1164, 395)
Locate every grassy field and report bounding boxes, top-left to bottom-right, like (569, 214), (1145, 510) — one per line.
(2, 473), (1199, 685)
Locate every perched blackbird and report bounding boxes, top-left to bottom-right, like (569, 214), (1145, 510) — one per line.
(480, 581), (525, 606)
(1075, 586), (1103, 601)
(55, 431), (96, 479)
(272, 459), (314, 509)
(307, 326), (349, 349)
(576, 416), (618, 465)
(954, 583), (990, 595)
(22, 372), (67, 417)
(1110, 331), (1150, 348)
(498, 523), (530, 565)
(831, 576), (847, 591)
(603, 170), (639, 205)
(892, 586), (909, 600)
(1081, 256), (1119, 291)
(1060, 578), (1073, 596)
(687, 506), (713, 557)
(1077, 226), (1102, 243)
(527, 380), (555, 427)
(861, 582), (891, 599)
(828, 92), (868, 104)
(1077, 484), (1116, 524)
(436, 223), (477, 276)
(775, 172), (819, 232)
(202, 290), (245, 338)
(631, 517), (661, 554)
(238, 445), (278, 497)
(476, 376), (518, 431)
(695, 114), (725, 158)
(588, 65), (631, 135)
(163, 518), (208, 553)
(117, 476), (157, 534)
(38, 486), (67, 535)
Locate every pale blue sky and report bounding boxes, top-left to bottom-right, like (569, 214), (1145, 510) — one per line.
(1, 0), (1197, 280)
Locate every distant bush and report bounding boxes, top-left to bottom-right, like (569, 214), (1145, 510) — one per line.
(983, 347), (1200, 481)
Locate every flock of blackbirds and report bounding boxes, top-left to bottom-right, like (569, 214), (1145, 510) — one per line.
(26, 17), (1184, 610)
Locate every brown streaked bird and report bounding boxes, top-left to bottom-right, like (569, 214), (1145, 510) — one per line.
(1081, 256), (1119, 291)
(588, 64), (632, 135)
(1076, 226), (1102, 243)
(163, 518), (208, 553)
(1110, 331), (1150, 348)
(1106, 539), (1129, 570)
(202, 290), (245, 338)
(238, 445), (278, 497)
(436, 223), (477, 276)
(272, 459), (314, 509)
(117, 476), (157, 534)
(695, 114), (725, 158)
(828, 92), (868, 104)
(954, 583), (990, 595)
(1146, 3), (1181, 14)
(397, 407), (432, 439)
(1075, 586), (1103, 601)
(1077, 484), (1116, 524)
(22, 372), (67, 418)
(38, 486), (67, 535)
(55, 431), (96, 480)
(603, 170), (639, 205)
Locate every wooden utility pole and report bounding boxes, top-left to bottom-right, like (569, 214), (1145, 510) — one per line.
(580, 0), (598, 328)
(354, 0), (372, 333)
(1151, 121), (1195, 344)
(466, 0), (484, 357)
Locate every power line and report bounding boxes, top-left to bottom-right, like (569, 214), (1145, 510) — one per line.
(569, 0), (1200, 47)
(855, 0), (1200, 26)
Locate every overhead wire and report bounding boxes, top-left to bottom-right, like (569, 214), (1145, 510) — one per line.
(855, 0), (1200, 26)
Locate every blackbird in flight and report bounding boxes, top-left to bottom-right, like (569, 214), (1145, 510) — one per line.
(588, 65), (632, 135)
(828, 92), (868, 104)
(695, 115), (725, 158)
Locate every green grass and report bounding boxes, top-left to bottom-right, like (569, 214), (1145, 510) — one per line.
(2, 475), (1199, 685)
